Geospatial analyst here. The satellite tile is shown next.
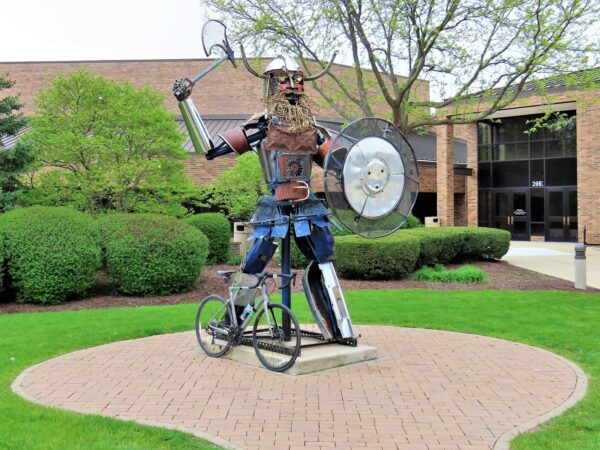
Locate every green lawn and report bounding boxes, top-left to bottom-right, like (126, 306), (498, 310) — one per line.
(1, 290), (600, 449)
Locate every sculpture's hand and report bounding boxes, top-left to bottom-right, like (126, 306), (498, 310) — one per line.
(173, 77), (194, 101)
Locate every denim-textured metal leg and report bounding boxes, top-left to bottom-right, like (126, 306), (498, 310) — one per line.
(281, 216), (292, 340)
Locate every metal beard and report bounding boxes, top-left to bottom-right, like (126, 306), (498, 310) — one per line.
(263, 90), (319, 131)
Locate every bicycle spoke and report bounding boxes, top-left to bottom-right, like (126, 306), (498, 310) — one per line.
(196, 295), (233, 357)
(253, 303), (301, 372)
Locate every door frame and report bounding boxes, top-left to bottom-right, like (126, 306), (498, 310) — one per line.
(545, 187), (577, 242)
(492, 188), (530, 241)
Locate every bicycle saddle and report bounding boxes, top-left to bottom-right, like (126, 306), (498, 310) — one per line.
(217, 270), (237, 276)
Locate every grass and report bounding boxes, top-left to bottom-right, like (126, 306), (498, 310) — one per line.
(1, 289), (600, 449)
(413, 263), (487, 283)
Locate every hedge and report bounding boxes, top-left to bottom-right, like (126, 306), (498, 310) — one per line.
(333, 226), (510, 279)
(334, 233), (421, 279)
(288, 221), (352, 269)
(101, 214), (209, 296)
(0, 207), (102, 304)
(288, 215), (421, 269)
(187, 213), (231, 264)
(0, 233), (4, 295)
(401, 228), (464, 267)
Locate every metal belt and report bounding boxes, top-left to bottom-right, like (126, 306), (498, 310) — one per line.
(274, 180), (310, 202)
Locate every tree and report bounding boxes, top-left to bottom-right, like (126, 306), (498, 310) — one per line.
(23, 69), (198, 215)
(205, 0), (599, 134)
(201, 152), (268, 221)
(0, 75), (31, 212)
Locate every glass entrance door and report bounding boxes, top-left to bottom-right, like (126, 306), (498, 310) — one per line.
(494, 189), (530, 240)
(546, 188), (577, 242)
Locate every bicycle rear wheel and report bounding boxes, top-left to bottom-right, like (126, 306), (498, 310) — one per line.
(252, 303), (301, 372)
(195, 294), (233, 357)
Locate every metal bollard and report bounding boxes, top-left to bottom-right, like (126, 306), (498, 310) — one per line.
(574, 243), (587, 290)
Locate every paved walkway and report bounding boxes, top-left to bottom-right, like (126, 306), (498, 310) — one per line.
(503, 241), (600, 289)
(13, 326), (585, 450)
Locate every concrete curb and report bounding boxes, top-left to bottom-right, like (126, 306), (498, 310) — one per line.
(492, 346), (588, 450)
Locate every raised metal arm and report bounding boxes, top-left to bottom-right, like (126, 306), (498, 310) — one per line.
(192, 53), (230, 84)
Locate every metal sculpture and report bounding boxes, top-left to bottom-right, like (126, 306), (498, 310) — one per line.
(174, 20), (419, 347)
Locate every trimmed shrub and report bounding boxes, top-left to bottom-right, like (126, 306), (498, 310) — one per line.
(401, 227), (510, 267)
(402, 228), (462, 267)
(0, 232), (4, 295)
(187, 213), (231, 264)
(0, 207), (101, 304)
(332, 226), (509, 280)
(101, 214), (209, 296)
(288, 222), (352, 269)
(458, 227), (511, 260)
(334, 233), (421, 279)
(290, 240), (309, 269)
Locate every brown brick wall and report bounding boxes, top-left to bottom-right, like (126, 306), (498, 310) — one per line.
(418, 165), (437, 192)
(436, 124), (454, 226)
(576, 96), (600, 245)
(454, 194), (467, 226)
(452, 88), (600, 243)
(1, 59), (273, 116)
(419, 164), (465, 193)
(0, 59), (429, 117)
(184, 153), (238, 187)
(455, 123), (478, 226)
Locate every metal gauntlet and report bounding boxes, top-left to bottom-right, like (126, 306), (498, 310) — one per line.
(173, 78), (213, 154)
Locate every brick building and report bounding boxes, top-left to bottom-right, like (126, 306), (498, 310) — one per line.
(6, 60), (595, 244)
(0, 58), (469, 225)
(436, 70), (600, 245)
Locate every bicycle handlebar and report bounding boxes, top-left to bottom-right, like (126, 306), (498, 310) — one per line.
(247, 271), (297, 290)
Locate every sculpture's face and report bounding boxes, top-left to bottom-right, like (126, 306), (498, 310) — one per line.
(276, 72), (304, 92)
(270, 71), (305, 105)
(264, 55), (305, 105)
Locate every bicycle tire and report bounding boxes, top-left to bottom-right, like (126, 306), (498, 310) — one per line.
(195, 294), (233, 358)
(252, 303), (301, 372)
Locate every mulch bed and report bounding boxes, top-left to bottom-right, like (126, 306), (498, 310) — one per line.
(0, 260), (596, 315)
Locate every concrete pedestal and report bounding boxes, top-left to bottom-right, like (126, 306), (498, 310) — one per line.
(202, 335), (377, 375)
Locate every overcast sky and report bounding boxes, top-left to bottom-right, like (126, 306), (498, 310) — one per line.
(1, 0), (210, 62)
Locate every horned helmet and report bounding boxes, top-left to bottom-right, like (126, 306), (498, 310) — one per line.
(239, 44), (337, 105)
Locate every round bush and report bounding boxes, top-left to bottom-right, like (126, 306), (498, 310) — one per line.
(187, 213), (231, 264)
(101, 214), (209, 296)
(334, 233), (420, 279)
(0, 207), (101, 304)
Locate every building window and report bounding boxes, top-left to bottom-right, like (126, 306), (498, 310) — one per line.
(476, 111), (577, 239)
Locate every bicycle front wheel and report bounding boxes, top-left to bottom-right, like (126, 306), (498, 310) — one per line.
(195, 294), (233, 358)
(252, 303), (301, 372)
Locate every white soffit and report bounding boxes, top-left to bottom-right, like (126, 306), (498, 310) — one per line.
(487, 101), (577, 119)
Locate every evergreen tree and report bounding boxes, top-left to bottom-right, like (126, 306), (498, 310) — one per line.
(0, 75), (31, 213)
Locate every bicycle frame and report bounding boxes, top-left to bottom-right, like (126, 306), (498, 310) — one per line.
(206, 281), (275, 340)
(229, 285), (271, 333)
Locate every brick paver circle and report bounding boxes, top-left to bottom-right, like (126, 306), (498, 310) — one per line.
(13, 326), (585, 450)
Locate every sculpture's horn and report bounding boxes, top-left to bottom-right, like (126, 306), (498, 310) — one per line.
(240, 43), (266, 79)
(304, 51), (338, 81)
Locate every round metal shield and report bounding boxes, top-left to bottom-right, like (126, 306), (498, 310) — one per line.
(323, 118), (419, 238)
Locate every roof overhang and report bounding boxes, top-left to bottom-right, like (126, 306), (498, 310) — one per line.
(482, 101), (577, 120)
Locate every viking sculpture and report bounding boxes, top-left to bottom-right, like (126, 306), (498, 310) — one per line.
(173, 21), (419, 348)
